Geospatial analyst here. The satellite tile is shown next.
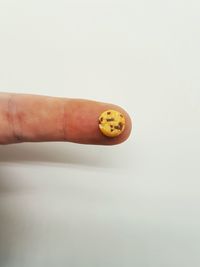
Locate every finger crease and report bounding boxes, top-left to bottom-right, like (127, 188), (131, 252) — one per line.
(62, 101), (67, 141)
(7, 95), (23, 142)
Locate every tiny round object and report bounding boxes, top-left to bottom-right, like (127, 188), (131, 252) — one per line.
(98, 110), (126, 137)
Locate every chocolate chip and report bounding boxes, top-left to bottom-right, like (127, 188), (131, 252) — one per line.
(114, 123), (124, 131)
(106, 118), (114, 122)
(99, 118), (103, 123)
(107, 112), (111, 115)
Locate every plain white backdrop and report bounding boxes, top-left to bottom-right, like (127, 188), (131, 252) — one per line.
(0, 0), (200, 266)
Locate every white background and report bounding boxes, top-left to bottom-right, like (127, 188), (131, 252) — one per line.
(0, 0), (200, 266)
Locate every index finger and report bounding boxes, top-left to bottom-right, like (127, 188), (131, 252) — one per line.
(0, 93), (132, 145)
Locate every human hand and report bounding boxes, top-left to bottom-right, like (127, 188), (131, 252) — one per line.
(0, 93), (132, 145)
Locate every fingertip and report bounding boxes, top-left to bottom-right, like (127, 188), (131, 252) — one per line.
(65, 100), (132, 146)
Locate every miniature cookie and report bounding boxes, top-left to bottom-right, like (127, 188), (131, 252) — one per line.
(99, 110), (125, 137)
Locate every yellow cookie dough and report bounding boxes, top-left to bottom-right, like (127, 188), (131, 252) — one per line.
(99, 110), (125, 137)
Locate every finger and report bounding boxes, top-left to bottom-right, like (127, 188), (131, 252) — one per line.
(0, 93), (132, 145)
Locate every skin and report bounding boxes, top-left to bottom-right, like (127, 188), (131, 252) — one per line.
(0, 93), (132, 145)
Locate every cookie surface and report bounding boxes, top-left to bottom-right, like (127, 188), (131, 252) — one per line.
(99, 110), (125, 137)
